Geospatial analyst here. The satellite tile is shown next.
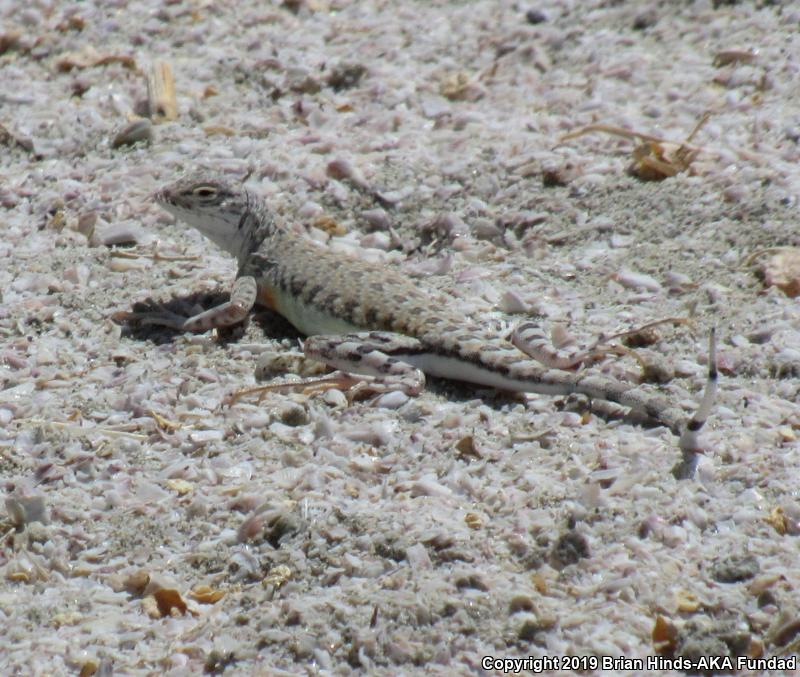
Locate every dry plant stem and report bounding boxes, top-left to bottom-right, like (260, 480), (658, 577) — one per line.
(227, 374), (366, 405)
(109, 249), (201, 262)
(685, 111), (711, 145)
(740, 246), (797, 268)
(15, 419), (148, 440)
(596, 316), (692, 347)
(148, 409), (182, 432)
(558, 112), (711, 155)
(147, 60), (178, 121)
(559, 123), (668, 145)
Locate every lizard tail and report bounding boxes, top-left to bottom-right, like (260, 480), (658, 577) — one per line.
(562, 328), (718, 479)
(673, 328), (718, 479)
(566, 328), (718, 479)
(460, 328), (718, 477)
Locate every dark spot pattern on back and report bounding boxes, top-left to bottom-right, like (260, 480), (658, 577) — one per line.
(322, 293), (339, 311)
(341, 299), (360, 321)
(363, 307), (379, 327)
(288, 276), (305, 299)
(304, 284), (324, 303)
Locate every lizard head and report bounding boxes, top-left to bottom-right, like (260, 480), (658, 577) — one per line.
(154, 174), (257, 260)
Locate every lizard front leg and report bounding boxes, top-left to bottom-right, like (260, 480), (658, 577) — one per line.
(303, 331), (426, 396)
(137, 276), (257, 332)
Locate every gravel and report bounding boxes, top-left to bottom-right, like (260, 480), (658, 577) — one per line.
(1, 0), (799, 675)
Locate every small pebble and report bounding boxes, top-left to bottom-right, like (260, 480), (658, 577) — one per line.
(111, 118), (153, 148)
(516, 612), (555, 641)
(550, 530), (589, 568)
(632, 6), (658, 30)
(508, 595), (536, 615)
(710, 555), (759, 583)
(92, 221), (149, 247)
(279, 403), (309, 426)
(374, 390), (409, 409)
(361, 208), (391, 231)
(326, 62), (367, 91)
(525, 8), (547, 24)
(360, 232), (391, 251)
(499, 290), (530, 314)
(188, 429), (225, 444)
(322, 388), (348, 408)
(5, 495), (48, 527)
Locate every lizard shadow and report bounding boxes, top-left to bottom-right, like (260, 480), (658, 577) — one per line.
(423, 375), (658, 430)
(118, 293), (656, 429)
(116, 290), (302, 346)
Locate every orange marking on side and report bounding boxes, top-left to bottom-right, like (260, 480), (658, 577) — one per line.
(257, 286), (278, 311)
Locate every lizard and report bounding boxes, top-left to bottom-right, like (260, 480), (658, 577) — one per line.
(141, 173), (718, 479)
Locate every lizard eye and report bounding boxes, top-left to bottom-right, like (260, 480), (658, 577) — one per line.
(192, 185), (218, 199)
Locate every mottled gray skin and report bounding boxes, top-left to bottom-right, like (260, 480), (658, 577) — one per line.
(155, 174), (717, 478)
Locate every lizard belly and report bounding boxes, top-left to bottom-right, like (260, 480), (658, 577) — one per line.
(266, 286), (364, 336)
(406, 353), (572, 396)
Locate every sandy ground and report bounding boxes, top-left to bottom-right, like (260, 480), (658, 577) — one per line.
(1, 0), (800, 675)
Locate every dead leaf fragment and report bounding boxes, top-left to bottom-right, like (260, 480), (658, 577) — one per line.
(52, 611), (83, 628)
(123, 569), (150, 596)
(56, 46), (136, 72)
(189, 585), (225, 604)
(263, 565), (292, 588)
(440, 71), (484, 101)
(311, 214), (347, 236)
(149, 409), (181, 432)
(203, 125), (236, 137)
(766, 506), (788, 535)
(761, 248), (800, 298)
(675, 589), (700, 613)
(560, 112), (710, 182)
(455, 435), (481, 460)
(652, 615), (679, 654)
(0, 29), (22, 54)
(153, 588), (188, 617)
(464, 512), (483, 530)
(713, 49), (757, 67)
(748, 638), (764, 658)
(531, 572), (548, 594)
(166, 479), (193, 496)
(78, 661), (98, 677)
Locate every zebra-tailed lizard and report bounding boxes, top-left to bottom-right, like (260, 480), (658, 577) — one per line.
(143, 174), (717, 479)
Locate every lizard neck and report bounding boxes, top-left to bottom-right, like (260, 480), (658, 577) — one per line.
(232, 202), (278, 266)
(168, 198), (279, 266)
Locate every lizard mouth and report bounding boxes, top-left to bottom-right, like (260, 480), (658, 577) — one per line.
(152, 189), (191, 212)
(151, 188), (170, 205)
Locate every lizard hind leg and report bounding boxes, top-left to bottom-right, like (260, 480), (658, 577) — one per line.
(511, 321), (609, 370)
(303, 331), (426, 396)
